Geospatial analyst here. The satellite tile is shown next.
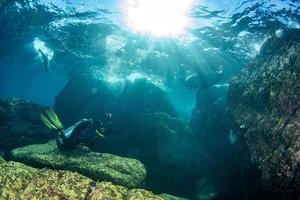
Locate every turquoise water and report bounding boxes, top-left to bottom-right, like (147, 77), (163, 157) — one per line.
(0, 0), (299, 199)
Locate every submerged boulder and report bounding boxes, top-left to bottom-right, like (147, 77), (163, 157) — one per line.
(119, 79), (176, 117)
(0, 98), (53, 151)
(54, 73), (116, 127)
(54, 74), (176, 127)
(10, 140), (146, 188)
(100, 113), (197, 197)
(0, 160), (162, 200)
(227, 29), (300, 199)
(189, 85), (251, 199)
(0, 160), (91, 199)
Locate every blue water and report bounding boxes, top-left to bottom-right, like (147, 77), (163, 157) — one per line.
(0, 0), (299, 199)
(1, 0), (299, 108)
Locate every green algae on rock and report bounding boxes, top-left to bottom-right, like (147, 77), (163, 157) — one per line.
(10, 140), (146, 188)
(227, 29), (300, 199)
(0, 160), (162, 200)
(0, 160), (91, 199)
(88, 182), (163, 200)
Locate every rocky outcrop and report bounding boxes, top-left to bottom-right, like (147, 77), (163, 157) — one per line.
(0, 0), (6, 8)
(10, 140), (146, 188)
(54, 74), (117, 127)
(93, 112), (197, 197)
(189, 85), (250, 199)
(0, 160), (162, 200)
(119, 79), (176, 117)
(190, 85), (231, 151)
(0, 98), (54, 151)
(227, 29), (300, 199)
(54, 74), (176, 127)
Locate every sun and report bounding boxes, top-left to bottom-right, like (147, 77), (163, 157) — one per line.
(123, 0), (193, 37)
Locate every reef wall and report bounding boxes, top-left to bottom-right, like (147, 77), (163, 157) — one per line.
(227, 29), (300, 199)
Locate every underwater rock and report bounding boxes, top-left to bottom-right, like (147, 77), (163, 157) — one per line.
(158, 193), (188, 200)
(10, 140), (146, 188)
(0, 98), (54, 151)
(189, 85), (251, 199)
(194, 178), (218, 200)
(54, 73), (117, 127)
(98, 112), (197, 197)
(54, 74), (176, 127)
(88, 182), (162, 200)
(190, 85), (230, 141)
(227, 29), (300, 199)
(0, 160), (162, 200)
(102, 113), (194, 165)
(119, 79), (176, 117)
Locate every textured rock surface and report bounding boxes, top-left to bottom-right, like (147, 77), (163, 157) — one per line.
(119, 79), (176, 117)
(0, 160), (162, 200)
(88, 182), (162, 200)
(10, 140), (146, 188)
(227, 29), (300, 199)
(0, 98), (53, 151)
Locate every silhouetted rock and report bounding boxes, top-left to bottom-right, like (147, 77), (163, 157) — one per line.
(54, 75), (176, 127)
(227, 29), (300, 199)
(54, 74), (116, 127)
(10, 140), (146, 188)
(189, 85), (251, 199)
(0, 98), (53, 152)
(190, 85), (230, 146)
(120, 79), (176, 117)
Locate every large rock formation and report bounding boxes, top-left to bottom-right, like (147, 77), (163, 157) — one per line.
(0, 159), (162, 200)
(190, 85), (231, 152)
(54, 75), (194, 194)
(10, 140), (146, 188)
(92, 112), (197, 197)
(119, 79), (176, 117)
(54, 73), (117, 127)
(0, 98), (54, 151)
(54, 74), (176, 127)
(189, 84), (252, 199)
(227, 29), (300, 199)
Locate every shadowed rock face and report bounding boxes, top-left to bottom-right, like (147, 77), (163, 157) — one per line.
(54, 74), (117, 127)
(227, 29), (300, 199)
(0, 98), (54, 152)
(54, 74), (176, 127)
(10, 140), (146, 188)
